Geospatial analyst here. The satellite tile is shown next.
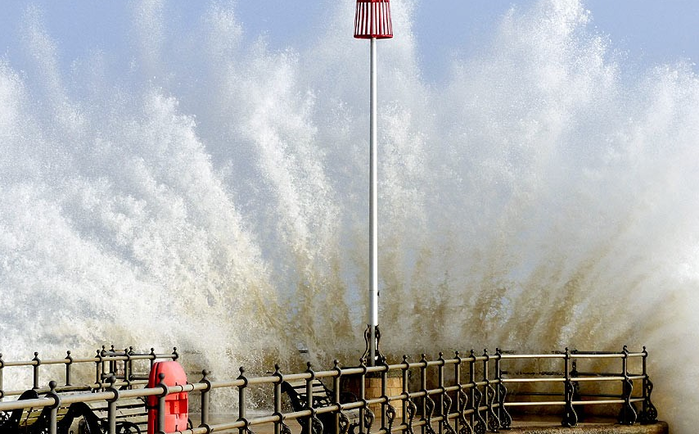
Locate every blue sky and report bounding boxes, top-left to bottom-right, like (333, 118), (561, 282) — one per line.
(1, 0), (698, 82)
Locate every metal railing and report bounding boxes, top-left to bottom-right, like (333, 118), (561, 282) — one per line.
(0, 346), (658, 434)
(0, 346), (179, 400)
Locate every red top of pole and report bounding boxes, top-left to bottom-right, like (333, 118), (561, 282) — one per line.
(354, 0), (393, 39)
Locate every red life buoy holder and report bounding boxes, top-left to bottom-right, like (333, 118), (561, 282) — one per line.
(147, 361), (188, 434)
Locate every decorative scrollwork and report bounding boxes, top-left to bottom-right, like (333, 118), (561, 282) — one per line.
(618, 378), (637, 425)
(497, 383), (511, 430)
(457, 390), (473, 434)
(487, 415), (499, 432)
(364, 407), (375, 434)
(442, 392), (456, 434)
(336, 411), (349, 434)
(361, 325), (384, 364)
(385, 402), (397, 434)
(406, 397), (418, 434)
(485, 382), (500, 432)
(424, 395), (436, 434)
(641, 404), (658, 424)
(280, 421), (293, 434)
(458, 416), (473, 434)
(0, 411), (9, 427)
(472, 388), (486, 434)
(562, 381), (578, 427)
(639, 378), (658, 424)
(116, 421), (142, 434)
(311, 415), (324, 434)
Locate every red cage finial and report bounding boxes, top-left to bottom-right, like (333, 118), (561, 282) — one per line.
(354, 0), (393, 39)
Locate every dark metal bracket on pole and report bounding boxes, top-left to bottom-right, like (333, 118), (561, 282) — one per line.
(361, 324), (385, 366)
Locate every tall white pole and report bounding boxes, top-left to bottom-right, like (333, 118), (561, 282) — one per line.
(369, 36), (378, 366)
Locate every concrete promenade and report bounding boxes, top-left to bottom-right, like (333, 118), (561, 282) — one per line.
(506, 420), (668, 434)
(200, 415), (668, 434)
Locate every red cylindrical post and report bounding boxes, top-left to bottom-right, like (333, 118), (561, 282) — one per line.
(354, 0), (393, 39)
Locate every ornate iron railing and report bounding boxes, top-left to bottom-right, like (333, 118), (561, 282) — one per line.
(0, 346), (178, 400)
(0, 346), (658, 434)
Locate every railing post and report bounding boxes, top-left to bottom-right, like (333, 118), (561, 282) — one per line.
(273, 365), (283, 434)
(483, 349), (499, 432)
(570, 352), (583, 422)
(0, 352), (5, 401)
(46, 381), (60, 434)
(453, 352), (462, 434)
(304, 362), (320, 434)
(157, 372), (168, 434)
(419, 354), (433, 434)
(128, 347), (137, 381)
(95, 349), (102, 388)
(469, 350), (485, 433)
(495, 349), (511, 430)
(639, 346), (658, 424)
(618, 346), (637, 425)
(100, 346), (108, 387)
(359, 358), (367, 434)
(109, 345), (117, 376)
(123, 348), (132, 388)
(200, 370), (212, 432)
(333, 360), (342, 434)
(438, 352), (454, 434)
(107, 376), (120, 434)
(562, 348), (578, 427)
(65, 351), (73, 386)
(380, 356), (396, 434)
(32, 352), (41, 390)
(402, 355), (416, 434)
(437, 353), (444, 434)
(468, 351), (476, 430)
(238, 367), (251, 434)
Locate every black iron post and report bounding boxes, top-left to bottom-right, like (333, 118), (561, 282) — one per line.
(562, 348), (578, 427)
(618, 346), (637, 425)
(0, 353), (4, 401)
(483, 349), (499, 432)
(332, 360), (343, 434)
(65, 351), (73, 386)
(46, 381), (60, 434)
(402, 355), (415, 434)
(437, 353), (445, 434)
(32, 352), (41, 390)
(359, 359), (367, 434)
(639, 347), (658, 424)
(107, 376), (120, 434)
(200, 369), (212, 431)
(238, 367), (250, 434)
(157, 372), (168, 434)
(495, 349), (511, 430)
